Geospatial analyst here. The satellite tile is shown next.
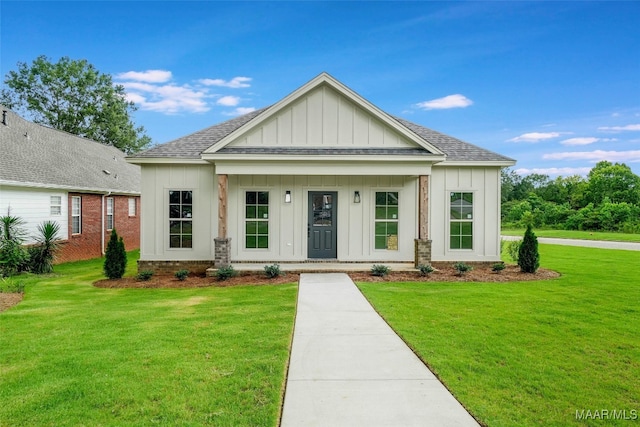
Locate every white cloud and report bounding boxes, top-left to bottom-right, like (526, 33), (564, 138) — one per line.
(116, 70), (172, 83)
(120, 81), (209, 114)
(560, 137), (599, 146)
(543, 150), (640, 162)
(116, 71), (256, 114)
(223, 107), (257, 116)
(415, 94), (473, 110)
(515, 167), (592, 176)
(199, 76), (252, 88)
(597, 124), (640, 132)
(507, 132), (568, 143)
(216, 96), (241, 107)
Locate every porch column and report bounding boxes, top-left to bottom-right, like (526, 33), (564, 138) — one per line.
(214, 174), (231, 267)
(415, 175), (432, 267)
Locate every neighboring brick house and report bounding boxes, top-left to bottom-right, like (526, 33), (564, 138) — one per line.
(0, 106), (141, 263)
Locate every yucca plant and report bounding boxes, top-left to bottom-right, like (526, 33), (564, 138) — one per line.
(28, 221), (62, 274)
(0, 212), (29, 276)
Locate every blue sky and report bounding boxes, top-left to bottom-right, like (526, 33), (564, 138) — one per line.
(2, 1), (639, 176)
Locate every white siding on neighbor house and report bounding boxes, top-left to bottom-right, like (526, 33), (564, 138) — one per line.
(429, 166), (502, 262)
(229, 85), (417, 149)
(139, 164), (216, 261)
(0, 186), (69, 243)
(228, 174), (417, 262)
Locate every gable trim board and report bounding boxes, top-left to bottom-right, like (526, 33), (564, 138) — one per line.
(129, 73), (515, 271)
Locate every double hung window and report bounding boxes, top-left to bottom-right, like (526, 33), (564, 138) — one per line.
(169, 190), (193, 248)
(245, 191), (269, 249)
(450, 192), (473, 249)
(374, 192), (399, 250)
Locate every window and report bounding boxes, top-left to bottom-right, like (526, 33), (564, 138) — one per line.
(375, 192), (399, 250)
(245, 191), (269, 249)
(128, 198), (136, 216)
(106, 198), (114, 230)
(72, 196), (81, 234)
(50, 196), (62, 215)
(450, 192), (473, 249)
(169, 190), (193, 248)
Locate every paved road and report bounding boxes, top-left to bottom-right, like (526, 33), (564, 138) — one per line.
(501, 235), (640, 251)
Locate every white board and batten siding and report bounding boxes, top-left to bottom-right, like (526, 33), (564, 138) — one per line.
(430, 166), (502, 262)
(231, 85), (415, 149)
(0, 186), (69, 243)
(139, 164), (216, 261)
(228, 174), (417, 262)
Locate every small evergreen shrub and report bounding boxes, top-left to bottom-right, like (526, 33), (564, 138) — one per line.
(453, 262), (473, 276)
(215, 266), (236, 281)
(104, 229), (126, 279)
(264, 264), (283, 279)
(175, 269), (190, 281)
(518, 224), (540, 273)
(371, 264), (390, 277)
(418, 264), (434, 276)
(492, 262), (506, 273)
(137, 270), (154, 281)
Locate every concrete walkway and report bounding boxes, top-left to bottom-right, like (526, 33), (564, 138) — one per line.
(280, 273), (479, 427)
(501, 235), (640, 251)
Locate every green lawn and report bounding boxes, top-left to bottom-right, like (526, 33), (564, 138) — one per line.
(0, 251), (297, 426)
(358, 245), (640, 427)
(501, 228), (640, 242)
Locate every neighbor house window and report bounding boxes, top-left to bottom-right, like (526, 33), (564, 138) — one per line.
(128, 198), (136, 216)
(375, 192), (399, 250)
(106, 198), (114, 230)
(72, 196), (81, 234)
(50, 196), (62, 215)
(245, 191), (269, 249)
(169, 190), (192, 248)
(450, 192), (473, 249)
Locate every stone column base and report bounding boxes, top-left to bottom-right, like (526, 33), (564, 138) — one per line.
(214, 237), (231, 268)
(414, 239), (432, 267)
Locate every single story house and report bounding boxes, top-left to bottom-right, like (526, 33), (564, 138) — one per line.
(0, 106), (141, 263)
(128, 73), (515, 273)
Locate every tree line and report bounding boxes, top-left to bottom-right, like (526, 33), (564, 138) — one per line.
(501, 161), (640, 233)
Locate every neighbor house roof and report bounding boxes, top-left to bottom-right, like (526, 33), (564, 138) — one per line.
(0, 106), (140, 194)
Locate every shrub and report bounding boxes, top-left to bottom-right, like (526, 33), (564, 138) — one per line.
(0, 277), (25, 293)
(453, 262), (473, 276)
(371, 264), (390, 277)
(264, 264), (282, 279)
(175, 269), (190, 281)
(28, 221), (61, 274)
(137, 270), (154, 281)
(506, 240), (521, 263)
(0, 213), (29, 277)
(518, 224), (540, 273)
(492, 262), (506, 273)
(418, 264), (434, 276)
(215, 266), (236, 281)
(104, 229), (126, 279)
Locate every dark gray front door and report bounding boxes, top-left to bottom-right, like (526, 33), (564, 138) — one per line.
(308, 192), (337, 259)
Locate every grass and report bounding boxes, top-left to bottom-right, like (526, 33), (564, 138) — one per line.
(0, 251), (297, 426)
(501, 228), (640, 242)
(358, 245), (640, 427)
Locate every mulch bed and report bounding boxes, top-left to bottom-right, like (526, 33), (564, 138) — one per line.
(0, 265), (559, 312)
(93, 264), (559, 289)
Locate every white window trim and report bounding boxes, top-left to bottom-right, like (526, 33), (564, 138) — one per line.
(106, 198), (114, 230)
(128, 197), (136, 217)
(448, 191), (474, 251)
(72, 196), (81, 235)
(167, 189), (194, 250)
(243, 190), (270, 250)
(50, 196), (62, 216)
(373, 190), (400, 251)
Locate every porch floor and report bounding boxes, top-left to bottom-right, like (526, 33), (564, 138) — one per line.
(209, 262), (417, 274)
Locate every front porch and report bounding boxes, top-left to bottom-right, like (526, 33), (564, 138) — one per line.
(207, 261), (418, 276)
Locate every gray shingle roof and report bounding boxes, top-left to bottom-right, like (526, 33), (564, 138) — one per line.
(0, 106), (140, 194)
(130, 105), (514, 164)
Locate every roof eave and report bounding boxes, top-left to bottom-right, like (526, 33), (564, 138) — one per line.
(434, 160), (517, 167)
(0, 179), (140, 195)
(126, 157), (209, 165)
(201, 153), (447, 163)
